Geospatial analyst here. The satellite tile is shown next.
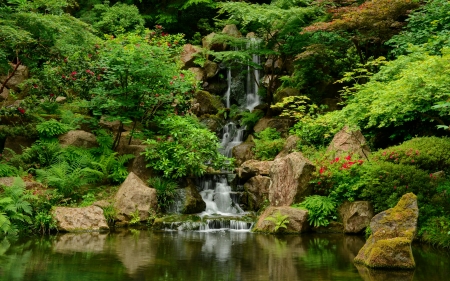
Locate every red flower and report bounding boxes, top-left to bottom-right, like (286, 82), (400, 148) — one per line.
(345, 155), (351, 161)
(317, 182), (321, 185)
(62, 75), (66, 79)
(71, 71), (77, 76)
(50, 93), (55, 97)
(17, 107), (25, 114)
(180, 73), (185, 78)
(319, 167), (325, 174)
(33, 84), (38, 89)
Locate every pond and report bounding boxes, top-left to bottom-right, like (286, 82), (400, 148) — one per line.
(0, 230), (448, 281)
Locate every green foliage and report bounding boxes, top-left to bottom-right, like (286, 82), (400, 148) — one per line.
(129, 209), (141, 225)
(36, 119), (73, 139)
(372, 137), (450, 173)
(0, 177), (35, 237)
(264, 210), (290, 232)
(14, 139), (62, 169)
(253, 128), (284, 161)
(0, 162), (19, 177)
(79, 192), (96, 207)
(143, 115), (230, 178)
(90, 152), (135, 184)
(102, 203), (117, 226)
(293, 195), (337, 227)
(147, 177), (177, 211)
(87, 2), (145, 36)
(33, 211), (56, 234)
(419, 216), (450, 248)
(388, 0), (450, 57)
(240, 110), (264, 129)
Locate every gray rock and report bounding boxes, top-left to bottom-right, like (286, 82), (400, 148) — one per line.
(339, 201), (374, 234)
(180, 44), (202, 69)
(244, 175), (271, 211)
(168, 180), (206, 214)
(58, 130), (98, 148)
(232, 139), (256, 167)
(269, 152), (315, 206)
(275, 135), (300, 159)
(327, 126), (370, 160)
(114, 172), (158, 222)
(237, 159), (273, 181)
(52, 205), (109, 232)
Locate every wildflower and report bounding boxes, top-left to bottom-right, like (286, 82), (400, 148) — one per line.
(319, 167), (325, 174)
(17, 107), (25, 114)
(33, 84), (38, 89)
(345, 155), (351, 161)
(50, 93), (55, 97)
(71, 71), (77, 76)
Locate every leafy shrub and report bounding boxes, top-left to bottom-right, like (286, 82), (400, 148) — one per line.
(313, 154), (366, 203)
(253, 128), (285, 161)
(293, 195), (337, 227)
(148, 177), (178, 211)
(0, 178), (35, 237)
(16, 140), (63, 169)
(36, 119), (72, 139)
(102, 203), (117, 227)
(33, 211), (56, 235)
(264, 211), (290, 232)
(419, 216), (450, 248)
(143, 115), (230, 178)
(0, 162), (19, 177)
(79, 193), (96, 207)
(240, 110), (264, 129)
(372, 137), (450, 173)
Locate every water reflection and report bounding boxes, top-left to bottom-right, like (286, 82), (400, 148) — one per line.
(0, 232), (449, 281)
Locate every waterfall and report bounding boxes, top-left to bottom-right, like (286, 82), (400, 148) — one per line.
(225, 68), (232, 108)
(219, 122), (245, 158)
(199, 176), (244, 215)
(246, 38), (261, 111)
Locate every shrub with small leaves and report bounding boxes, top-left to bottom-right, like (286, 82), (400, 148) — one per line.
(253, 128), (285, 161)
(293, 195), (337, 227)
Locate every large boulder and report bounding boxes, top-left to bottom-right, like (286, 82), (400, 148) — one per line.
(275, 135), (300, 159)
(327, 126), (370, 160)
(114, 172), (158, 223)
(339, 201), (374, 234)
(180, 44), (202, 69)
(354, 193), (418, 269)
(200, 115), (223, 134)
(232, 137), (256, 167)
(236, 159), (273, 181)
(204, 60), (219, 79)
(52, 206), (109, 232)
(189, 67), (205, 82)
(273, 87), (300, 104)
(167, 180), (206, 214)
(253, 206), (309, 233)
(117, 144), (153, 181)
(269, 152), (315, 206)
(253, 117), (293, 137)
(58, 130), (98, 148)
(244, 175), (271, 211)
(191, 90), (224, 116)
(202, 32), (225, 53)
(222, 24), (242, 37)
(0, 64), (29, 91)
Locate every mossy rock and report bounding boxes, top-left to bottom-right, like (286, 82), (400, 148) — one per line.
(192, 90), (224, 116)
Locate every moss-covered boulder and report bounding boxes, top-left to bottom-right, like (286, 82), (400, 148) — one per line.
(170, 180), (206, 214)
(191, 90), (224, 117)
(232, 137), (256, 167)
(244, 175), (270, 211)
(253, 206), (309, 234)
(354, 193), (418, 269)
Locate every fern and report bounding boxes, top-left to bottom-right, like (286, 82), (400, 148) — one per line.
(0, 162), (19, 177)
(293, 195), (337, 227)
(264, 210), (290, 232)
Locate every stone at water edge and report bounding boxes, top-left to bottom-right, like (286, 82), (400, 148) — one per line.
(170, 180), (206, 214)
(52, 206), (109, 232)
(269, 152), (315, 206)
(339, 201), (374, 234)
(253, 206), (309, 234)
(244, 175), (271, 211)
(114, 172), (158, 223)
(354, 193), (418, 269)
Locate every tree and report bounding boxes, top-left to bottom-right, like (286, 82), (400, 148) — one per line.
(89, 30), (196, 149)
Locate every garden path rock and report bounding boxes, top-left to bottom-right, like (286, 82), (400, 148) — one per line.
(114, 172), (158, 223)
(327, 126), (370, 160)
(244, 175), (271, 211)
(354, 193), (418, 269)
(52, 205), (109, 232)
(253, 206), (309, 234)
(339, 201), (374, 234)
(58, 130), (98, 148)
(269, 152), (315, 206)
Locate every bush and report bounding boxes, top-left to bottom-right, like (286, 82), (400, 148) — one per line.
(293, 195), (337, 227)
(148, 177), (178, 211)
(253, 128), (285, 161)
(36, 119), (73, 139)
(419, 216), (450, 248)
(143, 115), (230, 179)
(372, 137), (450, 173)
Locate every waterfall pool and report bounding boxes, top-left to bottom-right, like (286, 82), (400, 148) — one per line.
(0, 230), (448, 281)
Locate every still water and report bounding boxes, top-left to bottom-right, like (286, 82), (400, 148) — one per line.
(0, 230), (448, 281)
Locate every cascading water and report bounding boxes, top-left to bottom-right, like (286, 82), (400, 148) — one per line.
(246, 38), (261, 111)
(219, 122), (246, 157)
